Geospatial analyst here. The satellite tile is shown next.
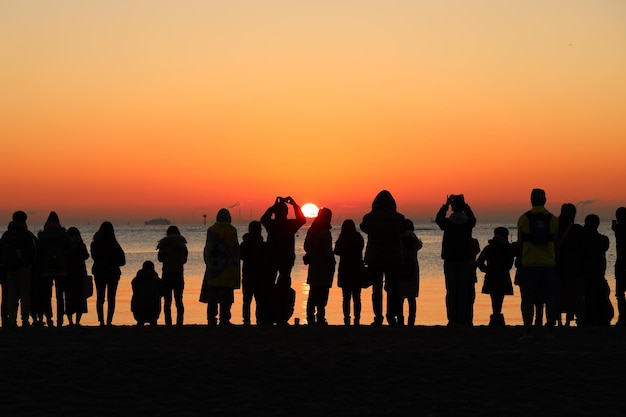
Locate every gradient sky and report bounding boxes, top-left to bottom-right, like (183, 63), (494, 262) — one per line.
(2, 0), (625, 225)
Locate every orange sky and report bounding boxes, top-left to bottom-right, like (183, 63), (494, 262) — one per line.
(1, 1), (625, 226)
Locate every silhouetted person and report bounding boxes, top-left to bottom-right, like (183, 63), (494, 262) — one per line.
(65, 227), (90, 326)
(199, 209), (240, 326)
(360, 190), (407, 326)
(396, 219), (422, 326)
(240, 220), (271, 325)
(582, 214), (613, 326)
(517, 188), (559, 339)
(555, 203), (586, 327)
(0, 211), (37, 327)
(304, 208), (335, 325)
(91, 221), (126, 326)
(435, 194), (477, 326)
(477, 227), (514, 326)
(261, 196), (306, 288)
(131, 261), (162, 326)
(612, 207), (626, 326)
(334, 219), (365, 326)
(36, 211), (72, 327)
(157, 225), (188, 326)
(261, 196), (305, 324)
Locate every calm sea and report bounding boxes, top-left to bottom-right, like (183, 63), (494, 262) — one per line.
(23, 221), (619, 327)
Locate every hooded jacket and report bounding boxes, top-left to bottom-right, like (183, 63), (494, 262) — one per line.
(360, 190), (407, 268)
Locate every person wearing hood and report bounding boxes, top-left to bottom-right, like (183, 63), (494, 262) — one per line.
(303, 207), (336, 325)
(0, 211), (37, 327)
(35, 211), (72, 327)
(157, 225), (188, 326)
(199, 209), (240, 325)
(360, 190), (407, 326)
(476, 227), (514, 326)
(91, 221), (126, 326)
(435, 194), (477, 326)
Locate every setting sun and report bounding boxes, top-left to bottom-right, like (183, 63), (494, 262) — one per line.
(301, 203), (319, 218)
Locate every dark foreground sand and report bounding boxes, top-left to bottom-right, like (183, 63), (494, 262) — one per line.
(1, 324), (626, 416)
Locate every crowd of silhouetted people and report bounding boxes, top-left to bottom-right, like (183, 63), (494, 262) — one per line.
(1, 189), (625, 338)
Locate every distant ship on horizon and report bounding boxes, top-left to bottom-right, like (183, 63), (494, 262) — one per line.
(144, 217), (171, 226)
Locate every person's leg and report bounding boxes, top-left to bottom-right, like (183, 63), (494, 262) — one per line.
(542, 267), (559, 336)
(306, 285), (316, 325)
(370, 268), (384, 325)
(54, 277), (66, 327)
(242, 282), (252, 325)
(317, 287), (329, 325)
(106, 280), (119, 325)
(443, 260), (457, 325)
(173, 286), (184, 326)
(519, 267), (538, 337)
(95, 280), (106, 326)
(616, 267), (626, 325)
(17, 267), (32, 327)
(342, 288), (351, 325)
(407, 297), (416, 326)
(163, 282), (173, 326)
(354, 288), (362, 325)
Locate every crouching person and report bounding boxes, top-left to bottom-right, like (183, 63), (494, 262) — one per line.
(131, 261), (162, 326)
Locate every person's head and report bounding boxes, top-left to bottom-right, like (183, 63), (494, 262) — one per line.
(12, 210), (27, 223)
(371, 190), (397, 212)
(340, 219), (357, 234)
(274, 202), (289, 219)
(559, 203), (577, 224)
(142, 260), (155, 271)
(166, 225), (181, 236)
(97, 221), (116, 239)
(450, 194), (466, 212)
(584, 214), (600, 231)
(616, 207), (626, 223)
(494, 226), (509, 239)
(317, 207), (332, 223)
(45, 211), (60, 226)
(216, 208), (232, 223)
(248, 220), (262, 235)
(405, 218), (415, 231)
(530, 188), (547, 207)
(67, 226), (83, 241)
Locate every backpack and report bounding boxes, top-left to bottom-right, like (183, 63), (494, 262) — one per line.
(40, 241), (67, 273)
(522, 211), (554, 245)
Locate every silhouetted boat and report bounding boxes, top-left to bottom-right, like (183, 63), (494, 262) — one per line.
(144, 218), (171, 226)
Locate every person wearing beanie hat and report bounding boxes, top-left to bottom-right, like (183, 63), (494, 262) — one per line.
(199, 209), (240, 325)
(517, 188), (559, 340)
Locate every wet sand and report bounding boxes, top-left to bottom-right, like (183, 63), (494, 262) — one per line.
(1, 324), (625, 416)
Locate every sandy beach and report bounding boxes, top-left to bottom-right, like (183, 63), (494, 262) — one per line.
(2, 324), (626, 416)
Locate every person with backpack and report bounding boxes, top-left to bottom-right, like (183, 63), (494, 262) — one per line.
(0, 211), (37, 327)
(199, 209), (240, 326)
(36, 211), (72, 327)
(517, 188), (559, 340)
(240, 220), (271, 325)
(156, 225), (188, 326)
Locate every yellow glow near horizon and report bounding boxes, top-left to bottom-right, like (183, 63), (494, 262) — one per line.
(2, 1), (626, 224)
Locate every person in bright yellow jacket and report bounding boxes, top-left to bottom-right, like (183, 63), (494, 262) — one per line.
(517, 188), (559, 340)
(199, 208), (241, 326)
